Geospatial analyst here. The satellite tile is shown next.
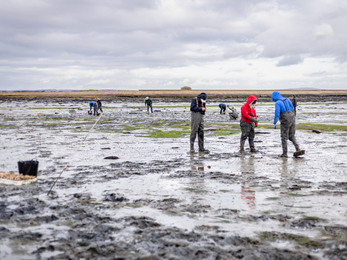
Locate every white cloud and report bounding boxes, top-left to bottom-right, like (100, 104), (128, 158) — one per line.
(312, 23), (334, 40)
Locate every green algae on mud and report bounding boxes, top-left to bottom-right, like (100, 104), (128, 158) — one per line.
(297, 123), (347, 132)
(0, 123), (15, 128)
(184, 187), (208, 194)
(258, 231), (325, 249)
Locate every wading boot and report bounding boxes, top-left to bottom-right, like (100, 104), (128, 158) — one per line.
(190, 143), (195, 153)
(198, 142), (209, 153)
(292, 140), (305, 157)
(280, 140), (288, 158)
(239, 139), (245, 154)
(294, 150), (305, 157)
(249, 139), (257, 153)
(199, 148), (210, 154)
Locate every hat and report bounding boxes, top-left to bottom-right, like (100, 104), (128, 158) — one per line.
(145, 97), (149, 100)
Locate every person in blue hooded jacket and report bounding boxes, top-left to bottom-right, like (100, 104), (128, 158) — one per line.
(89, 101), (97, 115)
(190, 93), (209, 153)
(272, 91), (305, 158)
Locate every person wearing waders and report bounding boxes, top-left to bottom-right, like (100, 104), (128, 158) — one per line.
(219, 103), (226, 114)
(190, 93), (209, 153)
(89, 101), (97, 115)
(272, 91), (305, 158)
(239, 96), (258, 153)
(227, 105), (238, 120)
(95, 98), (103, 115)
(145, 97), (153, 113)
(291, 95), (297, 115)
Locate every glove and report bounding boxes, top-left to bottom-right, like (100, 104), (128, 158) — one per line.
(273, 124), (276, 129)
(250, 117), (258, 123)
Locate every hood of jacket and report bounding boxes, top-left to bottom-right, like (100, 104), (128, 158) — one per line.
(271, 91), (283, 102)
(197, 92), (207, 101)
(245, 95), (257, 105)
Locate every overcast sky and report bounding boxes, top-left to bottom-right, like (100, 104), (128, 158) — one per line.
(1, 0), (347, 91)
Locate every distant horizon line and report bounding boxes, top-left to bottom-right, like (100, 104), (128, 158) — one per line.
(1, 87), (346, 92)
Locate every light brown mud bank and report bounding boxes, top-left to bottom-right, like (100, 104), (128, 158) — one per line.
(0, 98), (347, 259)
(1, 89), (347, 102)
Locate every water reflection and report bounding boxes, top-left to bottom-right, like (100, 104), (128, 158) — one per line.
(241, 181), (256, 209)
(240, 157), (256, 209)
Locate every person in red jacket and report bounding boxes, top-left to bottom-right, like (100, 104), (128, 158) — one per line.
(239, 95), (258, 153)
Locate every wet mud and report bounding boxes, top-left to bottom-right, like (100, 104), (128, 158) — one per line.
(1, 99), (347, 259)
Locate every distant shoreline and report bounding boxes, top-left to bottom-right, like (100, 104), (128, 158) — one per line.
(1, 90), (347, 102)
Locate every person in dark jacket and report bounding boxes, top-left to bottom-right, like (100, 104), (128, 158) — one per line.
(272, 91), (305, 157)
(96, 98), (103, 115)
(239, 96), (258, 153)
(190, 93), (208, 153)
(219, 103), (226, 114)
(145, 97), (153, 113)
(291, 95), (297, 115)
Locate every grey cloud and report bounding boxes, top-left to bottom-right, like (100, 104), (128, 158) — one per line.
(224, 44), (258, 58)
(305, 71), (326, 77)
(1, 0), (347, 90)
(276, 54), (303, 67)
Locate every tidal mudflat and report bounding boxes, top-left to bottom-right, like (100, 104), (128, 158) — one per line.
(0, 98), (347, 260)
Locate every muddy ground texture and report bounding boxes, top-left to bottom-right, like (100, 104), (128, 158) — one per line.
(1, 97), (347, 260)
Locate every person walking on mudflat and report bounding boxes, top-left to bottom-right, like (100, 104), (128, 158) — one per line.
(190, 93), (209, 153)
(272, 91), (305, 158)
(240, 95), (258, 153)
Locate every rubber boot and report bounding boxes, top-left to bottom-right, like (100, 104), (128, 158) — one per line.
(198, 141), (210, 153)
(280, 140), (288, 158)
(198, 131), (209, 153)
(190, 142), (195, 153)
(249, 139), (257, 153)
(239, 139), (245, 153)
(291, 137), (305, 157)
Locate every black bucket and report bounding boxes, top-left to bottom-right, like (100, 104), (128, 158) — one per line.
(18, 160), (39, 177)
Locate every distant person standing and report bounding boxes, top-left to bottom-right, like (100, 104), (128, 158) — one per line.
(145, 97), (153, 113)
(272, 91), (305, 158)
(96, 98), (103, 115)
(190, 93), (209, 153)
(291, 95), (297, 115)
(219, 103), (226, 114)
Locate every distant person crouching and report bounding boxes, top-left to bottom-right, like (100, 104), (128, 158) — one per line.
(89, 101), (97, 115)
(219, 103), (226, 114)
(227, 105), (238, 120)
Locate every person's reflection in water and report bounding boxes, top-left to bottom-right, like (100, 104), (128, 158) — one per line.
(280, 158), (290, 190)
(240, 157), (256, 210)
(241, 181), (256, 209)
(189, 153), (204, 172)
